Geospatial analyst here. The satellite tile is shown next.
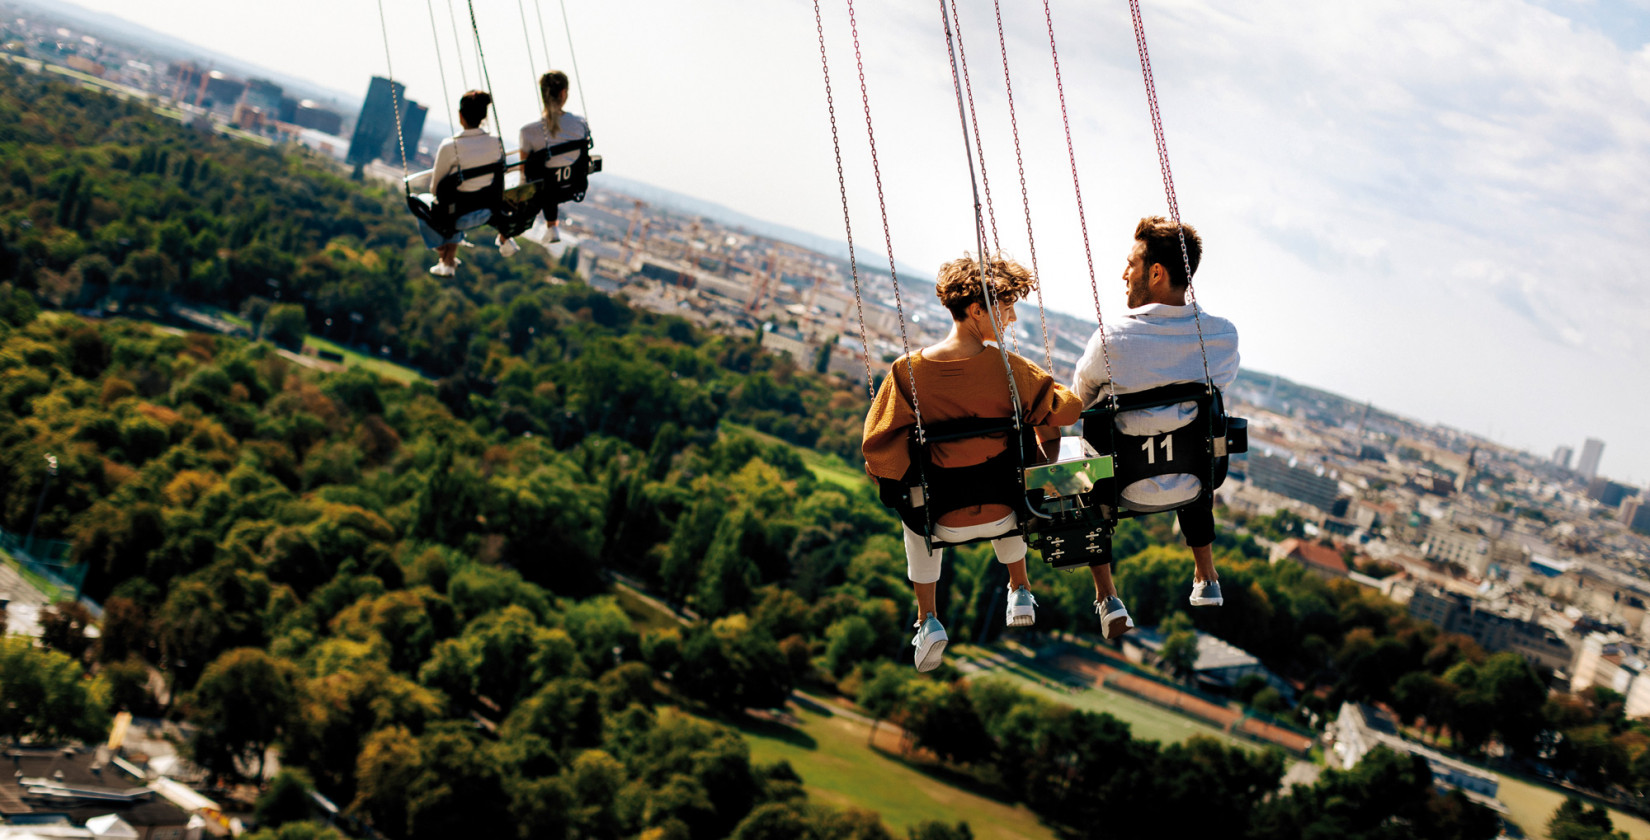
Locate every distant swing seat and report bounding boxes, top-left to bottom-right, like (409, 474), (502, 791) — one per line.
(1029, 382), (1249, 570)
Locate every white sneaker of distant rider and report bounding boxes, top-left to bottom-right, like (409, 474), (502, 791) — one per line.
(496, 235), (520, 258)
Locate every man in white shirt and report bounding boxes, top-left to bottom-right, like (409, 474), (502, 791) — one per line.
(1071, 216), (1239, 639)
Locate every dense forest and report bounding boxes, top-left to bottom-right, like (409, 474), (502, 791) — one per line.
(0, 60), (1641, 840)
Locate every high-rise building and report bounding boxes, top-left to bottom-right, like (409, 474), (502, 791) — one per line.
(1553, 445), (1573, 470)
(1578, 437), (1605, 479)
(381, 100), (428, 167)
(347, 76), (412, 165)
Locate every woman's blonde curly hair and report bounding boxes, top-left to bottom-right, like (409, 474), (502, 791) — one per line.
(934, 252), (1038, 320)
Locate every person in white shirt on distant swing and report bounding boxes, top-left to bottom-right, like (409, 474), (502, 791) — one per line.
(1071, 215), (1240, 640)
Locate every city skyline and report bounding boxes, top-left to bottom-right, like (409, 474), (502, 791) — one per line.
(26, 0), (1650, 482)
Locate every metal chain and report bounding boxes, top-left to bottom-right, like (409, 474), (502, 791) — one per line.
(1129, 0), (1212, 388)
(814, 0), (876, 399)
(938, 0), (1023, 432)
(1044, 0), (1114, 402)
(993, 0), (1054, 374)
(846, 0), (925, 441)
(376, 0), (410, 181)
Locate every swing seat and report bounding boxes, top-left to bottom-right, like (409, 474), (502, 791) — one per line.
(1030, 382), (1248, 570)
(406, 158), (507, 239)
(878, 417), (1040, 553)
(522, 136), (600, 207)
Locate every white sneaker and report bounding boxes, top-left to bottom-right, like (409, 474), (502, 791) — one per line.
(1094, 596), (1134, 641)
(912, 614), (948, 673)
(546, 226), (561, 243)
(496, 236), (519, 258)
(1190, 579), (1224, 607)
(1005, 585), (1037, 627)
(429, 261), (457, 277)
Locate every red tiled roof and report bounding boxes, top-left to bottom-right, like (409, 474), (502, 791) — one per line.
(1284, 539), (1349, 574)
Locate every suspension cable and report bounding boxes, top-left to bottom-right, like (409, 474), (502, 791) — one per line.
(559, 0), (592, 124)
(814, 0), (876, 399)
(1128, 0), (1212, 387)
(1043, 0), (1114, 403)
(425, 0), (456, 159)
(944, 0), (998, 254)
(845, 0), (925, 443)
(938, 0), (1023, 431)
(464, 0), (504, 138)
(993, 0), (1054, 374)
(376, 0), (410, 182)
(945, 0), (1021, 356)
(517, 0), (540, 85)
(533, 0), (554, 70)
(446, 0), (471, 90)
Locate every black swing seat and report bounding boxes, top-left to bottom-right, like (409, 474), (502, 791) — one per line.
(1030, 382), (1249, 570)
(406, 157), (514, 238)
(522, 135), (602, 207)
(878, 417), (1041, 553)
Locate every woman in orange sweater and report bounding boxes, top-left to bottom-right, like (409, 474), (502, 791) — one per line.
(862, 254), (1082, 672)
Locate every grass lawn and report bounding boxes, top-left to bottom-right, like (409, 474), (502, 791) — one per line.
(0, 548), (68, 602)
(962, 657), (1256, 752)
(301, 335), (426, 384)
(1494, 771), (1650, 840)
(613, 585), (683, 633)
(720, 423), (868, 493)
(732, 705), (1056, 840)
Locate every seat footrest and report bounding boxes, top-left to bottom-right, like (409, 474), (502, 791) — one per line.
(1031, 524), (1112, 571)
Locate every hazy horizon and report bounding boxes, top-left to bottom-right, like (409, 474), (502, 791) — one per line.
(25, 0), (1650, 483)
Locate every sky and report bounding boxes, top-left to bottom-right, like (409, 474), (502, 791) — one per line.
(36, 0), (1650, 483)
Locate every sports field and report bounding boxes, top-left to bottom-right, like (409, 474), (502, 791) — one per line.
(1494, 771), (1650, 840)
(733, 705), (1057, 840)
(964, 659), (1256, 752)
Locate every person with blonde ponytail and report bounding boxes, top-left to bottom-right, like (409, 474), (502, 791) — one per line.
(514, 70), (589, 244)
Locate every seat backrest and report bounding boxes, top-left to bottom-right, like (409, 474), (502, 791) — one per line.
(1081, 383), (1229, 512)
(523, 136), (594, 203)
(879, 418), (1035, 538)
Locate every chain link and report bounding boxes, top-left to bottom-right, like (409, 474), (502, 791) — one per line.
(1043, 0), (1114, 402)
(377, 0), (411, 181)
(1129, 0), (1212, 388)
(993, 0), (1054, 374)
(814, 0), (876, 399)
(846, 0), (926, 441)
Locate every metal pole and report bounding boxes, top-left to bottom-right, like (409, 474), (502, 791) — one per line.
(24, 454), (57, 557)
